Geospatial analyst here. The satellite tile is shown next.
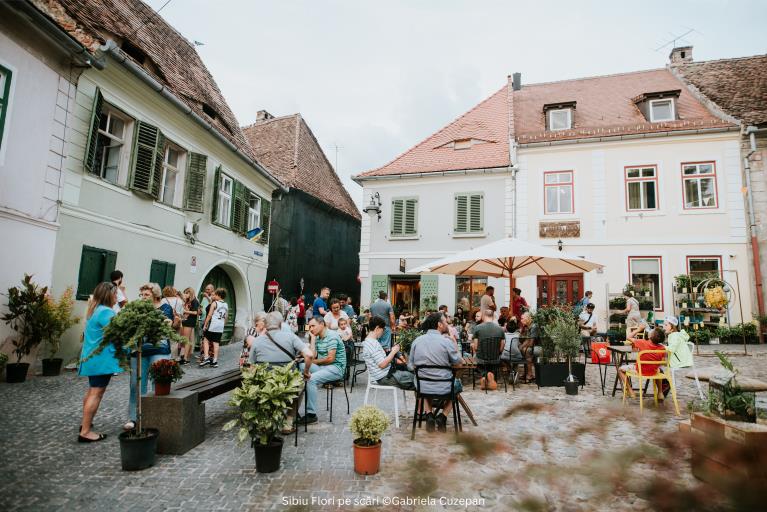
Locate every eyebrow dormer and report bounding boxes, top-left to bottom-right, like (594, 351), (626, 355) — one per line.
(633, 89), (680, 122)
(543, 101), (576, 131)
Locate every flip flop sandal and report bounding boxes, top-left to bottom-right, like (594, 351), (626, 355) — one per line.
(78, 433), (107, 443)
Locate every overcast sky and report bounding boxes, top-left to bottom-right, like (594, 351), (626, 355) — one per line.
(147, 0), (767, 209)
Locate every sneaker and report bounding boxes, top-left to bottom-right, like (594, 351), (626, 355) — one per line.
(179, 358), (190, 366)
(211, 360), (219, 368)
(425, 412), (436, 432)
(436, 413), (448, 433)
(199, 358), (211, 368)
(296, 413), (318, 425)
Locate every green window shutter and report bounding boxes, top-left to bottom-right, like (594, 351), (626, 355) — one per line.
(455, 194), (468, 233)
(130, 121), (162, 198)
(404, 198), (417, 235)
(183, 152), (207, 212)
(391, 199), (404, 236)
(231, 180), (247, 234)
(151, 131), (165, 198)
(76, 245), (117, 300)
(211, 166), (221, 224)
(149, 259), (166, 287)
(165, 263), (176, 288)
(83, 87), (103, 174)
(260, 196), (271, 244)
(469, 193), (483, 232)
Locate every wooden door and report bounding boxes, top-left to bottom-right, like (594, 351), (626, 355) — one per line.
(537, 273), (584, 307)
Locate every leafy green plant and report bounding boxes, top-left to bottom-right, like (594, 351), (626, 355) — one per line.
(43, 287), (79, 359)
(1, 274), (51, 363)
(396, 328), (421, 355)
(688, 329), (711, 345)
(715, 323), (759, 344)
(608, 297), (626, 309)
(350, 405), (390, 446)
(545, 317), (581, 377)
(223, 362), (303, 446)
(638, 299), (654, 311)
(708, 352), (756, 422)
(674, 275), (691, 291)
(609, 313), (627, 324)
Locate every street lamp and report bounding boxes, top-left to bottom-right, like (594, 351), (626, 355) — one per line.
(557, 239), (563, 252)
(363, 191), (382, 221)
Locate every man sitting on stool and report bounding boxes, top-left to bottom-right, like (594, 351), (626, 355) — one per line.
(298, 316), (346, 424)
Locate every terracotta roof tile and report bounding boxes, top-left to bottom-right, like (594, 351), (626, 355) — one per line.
(673, 54), (767, 126)
(243, 115), (361, 220)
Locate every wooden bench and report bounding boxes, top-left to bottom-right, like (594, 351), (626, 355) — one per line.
(143, 369), (242, 455)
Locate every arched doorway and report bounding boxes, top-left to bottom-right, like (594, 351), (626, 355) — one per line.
(200, 266), (237, 343)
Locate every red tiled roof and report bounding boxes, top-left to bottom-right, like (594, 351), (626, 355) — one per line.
(357, 68), (735, 178)
(514, 68), (732, 143)
(356, 85), (511, 178)
(243, 115), (361, 221)
(672, 54), (767, 127)
(31, 0), (256, 157)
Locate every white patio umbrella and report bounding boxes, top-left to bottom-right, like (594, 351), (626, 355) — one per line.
(408, 237), (604, 303)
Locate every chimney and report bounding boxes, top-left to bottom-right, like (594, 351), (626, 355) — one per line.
(512, 72), (522, 91)
(669, 46), (693, 65)
(255, 110), (274, 124)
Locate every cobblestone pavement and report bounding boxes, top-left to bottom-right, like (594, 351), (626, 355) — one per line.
(0, 343), (764, 511)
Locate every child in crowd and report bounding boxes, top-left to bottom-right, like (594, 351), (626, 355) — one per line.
(200, 288), (228, 368)
(618, 327), (667, 399)
(338, 317), (353, 342)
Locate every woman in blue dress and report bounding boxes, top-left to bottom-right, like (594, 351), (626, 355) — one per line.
(78, 282), (122, 442)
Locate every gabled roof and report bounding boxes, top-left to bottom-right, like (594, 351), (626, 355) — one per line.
(672, 54), (767, 127)
(513, 68), (731, 144)
(356, 85), (511, 178)
(243, 114), (361, 221)
(31, 0), (255, 156)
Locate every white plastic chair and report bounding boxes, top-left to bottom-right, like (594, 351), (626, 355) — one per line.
(670, 341), (705, 400)
(363, 376), (409, 428)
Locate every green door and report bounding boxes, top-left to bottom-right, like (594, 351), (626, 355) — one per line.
(199, 266), (237, 344)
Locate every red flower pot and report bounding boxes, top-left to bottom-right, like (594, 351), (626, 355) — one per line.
(154, 381), (171, 396)
(353, 441), (382, 475)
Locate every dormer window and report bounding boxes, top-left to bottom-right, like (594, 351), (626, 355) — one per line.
(543, 101), (575, 131)
(454, 138), (472, 150)
(649, 99), (675, 122)
(633, 90), (680, 123)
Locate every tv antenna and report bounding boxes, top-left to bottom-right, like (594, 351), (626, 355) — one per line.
(332, 144), (344, 172)
(654, 28), (700, 52)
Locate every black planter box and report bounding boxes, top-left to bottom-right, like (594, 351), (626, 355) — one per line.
(535, 362), (585, 388)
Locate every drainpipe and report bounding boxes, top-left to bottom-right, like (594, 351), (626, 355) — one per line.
(100, 40), (287, 193)
(744, 126), (765, 341)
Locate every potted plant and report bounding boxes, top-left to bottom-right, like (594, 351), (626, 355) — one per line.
(223, 362), (303, 473)
(0, 352), (7, 381)
(532, 305), (585, 387)
(350, 405), (390, 475)
(41, 286), (79, 376)
(608, 296), (626, 309)
(94, 299), (185, 470)
(395, 328), (421, 355)
(548, 317), (582, 395)
(1, 274), (49, 382)
(148, 359), (184, 395)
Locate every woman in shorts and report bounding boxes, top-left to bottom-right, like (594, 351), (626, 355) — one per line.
(78, 282), (123, 442)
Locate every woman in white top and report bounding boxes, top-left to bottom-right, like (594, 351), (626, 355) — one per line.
(323, 298), (348, 330)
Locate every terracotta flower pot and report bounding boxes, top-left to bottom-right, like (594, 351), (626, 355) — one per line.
(154, 381), (171, 396)
(353, 441), (382, 475)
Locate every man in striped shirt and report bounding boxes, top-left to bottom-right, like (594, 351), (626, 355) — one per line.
(362, 316), (414, 389)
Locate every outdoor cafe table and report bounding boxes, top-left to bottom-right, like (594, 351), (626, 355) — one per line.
(607, 345), (635, 397)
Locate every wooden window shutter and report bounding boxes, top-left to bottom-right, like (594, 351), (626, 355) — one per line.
(469, 194), (483, 232)
(211, 166), (221, 224)
(404, 198), (417, 235)
(165, 262), (176, 287)
(454, 194), (468, 233)
(149, 259), (166, 286)
(83, 87), (103, 174)
(130, 121), (163, 198)
(391, 199), (404, 236)
(183, 152), (207, 212)
(231, 180), (247, 234)
(260, 196), (271, 244)
(76, 245), (117, 300)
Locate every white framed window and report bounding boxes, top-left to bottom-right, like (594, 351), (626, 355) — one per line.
(217, 173), (233, 227)
(544, 170), (574, 214)
(160, 144), (185, 206)
(629, 256), (663, 310)
(247, 192), (261, 231)
(95, 107), (131, 184)
(625, 165), (658, 211)
(649, 99), (675, 122)
(682, 162), (718, 209)
(548, 109), (572, 131)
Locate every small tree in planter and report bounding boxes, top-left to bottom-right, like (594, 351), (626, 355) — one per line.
(548, 317), (582, 395)
(223, 362), (303, 473)
(350, 405), (390, 475)
(41, 286), (79, 376)
(395, 328), (421, 356)
(148, 359), (184, 396)
(94, 299), (185, 470)
(1, 274), (50, 382)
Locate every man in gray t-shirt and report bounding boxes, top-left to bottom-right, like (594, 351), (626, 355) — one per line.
(370, 290), (396, 350)
(248, 312), (314, 369)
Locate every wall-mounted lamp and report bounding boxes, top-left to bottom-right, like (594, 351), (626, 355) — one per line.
(363, 191), (382, 221)
(557, 239), (563, 252)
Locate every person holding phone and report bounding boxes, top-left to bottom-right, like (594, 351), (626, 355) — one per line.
(362, 316), (414, 390)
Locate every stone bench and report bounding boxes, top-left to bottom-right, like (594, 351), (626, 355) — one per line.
(686, 369), (767, 391)
(143, 368), (242, 455)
